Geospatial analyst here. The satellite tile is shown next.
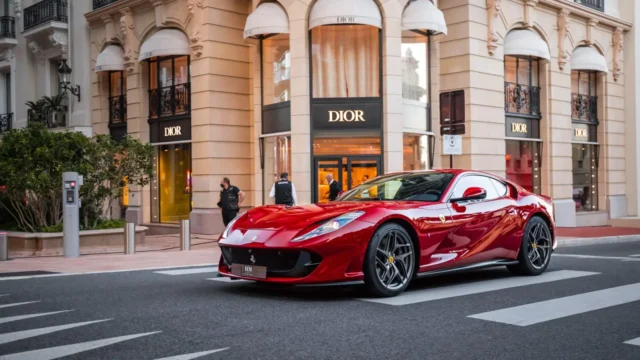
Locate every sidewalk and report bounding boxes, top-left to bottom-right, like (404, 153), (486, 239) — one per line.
(556, 226), (640, 247)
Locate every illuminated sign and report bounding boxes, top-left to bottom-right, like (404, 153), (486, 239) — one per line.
(574, 127), (588, 138)
(311, 100), (381, 130)
(511, 123), (528, 133)
(164, 126), (182, 137)
(328, 110), (365, 122)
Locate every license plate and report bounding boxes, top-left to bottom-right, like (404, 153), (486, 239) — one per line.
(231, 263), (267, 279)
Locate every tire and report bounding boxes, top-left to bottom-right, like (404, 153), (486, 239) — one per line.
(363, 223), (416, 297)
(507, 216), (552, 276)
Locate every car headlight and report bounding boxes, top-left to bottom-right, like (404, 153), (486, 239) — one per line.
(220, 212), (244, 239)
(291, 211), (365, 242)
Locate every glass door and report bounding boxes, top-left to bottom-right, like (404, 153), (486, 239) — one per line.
(315, 157), (344, 203)
(314, 156), (381, 203)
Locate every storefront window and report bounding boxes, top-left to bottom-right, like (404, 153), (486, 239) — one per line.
(262, 34), (290, 105)
(148, 55), (190, 119)
(151, 143), (192, 223)
(504, 56), (540, 116)
(311, 25), (380, 98)
(403, 134), (428, 171)
(262, 135), (291, 205)
(505, 140), (541, 194)
(108, 71), (126, 125)
(401, 32), (427, 103)
(572, 144), (598, 212)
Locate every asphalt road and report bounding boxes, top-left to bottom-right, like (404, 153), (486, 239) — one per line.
(1, 241), (640, 360)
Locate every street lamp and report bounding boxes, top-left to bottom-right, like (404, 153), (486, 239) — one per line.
(57, 59), (81, 102)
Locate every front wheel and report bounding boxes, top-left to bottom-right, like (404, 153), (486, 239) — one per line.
(507, 216), (552, 276)
(363, 223), (416, 297)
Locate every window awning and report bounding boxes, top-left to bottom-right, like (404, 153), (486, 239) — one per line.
(244, 2), (289, 39)
(504, 29), (550, 60)
(139, 29), (190, 62)
(95, 45), (124, 72)
(402, 0), (447, 35)
(309, 0), (381, 30)
(571, 46), (608, 73)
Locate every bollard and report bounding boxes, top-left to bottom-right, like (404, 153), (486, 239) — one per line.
(124, 222), (135, 254)
(180, 219), (191, 251)
(0, 232), (7, 261)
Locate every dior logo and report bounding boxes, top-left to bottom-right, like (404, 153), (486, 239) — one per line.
(164, 126), (182, 137)
(511, 123), (528, 133)
(574, 128), (588, 138)
(328, 110), (365, 122)
(337, 16), (355, 23)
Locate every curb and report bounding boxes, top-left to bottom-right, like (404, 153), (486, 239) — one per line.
(557, 235), (640, 247)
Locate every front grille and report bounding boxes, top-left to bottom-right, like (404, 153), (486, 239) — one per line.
(220, 246), (322, 278)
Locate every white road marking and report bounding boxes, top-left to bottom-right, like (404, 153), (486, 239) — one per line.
(554, 254), (640, 261)
(360, 270), (599, 306)
(468, 282), (640, 326)
(154, 267), (218, 276)
(0, 263), (218, 281)
(0, 319), (111, 345)
(0, 294), (9, 297)
(0, 310), (73, 325)
(624, 336), (640, 347)
(0, 301), (40, 309)
(154, 347), (229, 360)
(629, 254), (640, 257)
(206, 277), (249, 283)
(0, 331), (160, 360)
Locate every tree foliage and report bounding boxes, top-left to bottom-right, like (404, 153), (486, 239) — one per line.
(0, 123), (153, 232)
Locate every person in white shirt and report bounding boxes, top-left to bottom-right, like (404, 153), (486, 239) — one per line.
(269, 172), (298, 206)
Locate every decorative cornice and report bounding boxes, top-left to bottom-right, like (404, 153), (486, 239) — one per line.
(486, 0), (501, 56)
(188, 0), (205, 58)
(612, 27), (624, 82)
(557, 9), (570, 71)
(523, 0), (538, 28)
(538, 0), (631, 31)
(120, 7), (138, 73)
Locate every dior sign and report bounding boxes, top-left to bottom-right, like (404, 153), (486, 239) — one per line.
(328, 110), (365, 122)
(571, 123), (594, 143)
(505, 117), (539, 139)
(164, 126), (182, 136)
(336, 16), (356, 24)
(511, 123), (527, 133)
(311, 100), (381, 130)
(150, 117), (191, 144)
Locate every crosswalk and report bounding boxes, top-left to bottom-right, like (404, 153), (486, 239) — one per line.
(0, 296), (228, 359)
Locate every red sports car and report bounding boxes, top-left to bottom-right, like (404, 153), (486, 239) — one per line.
(217, 170), (557, 297)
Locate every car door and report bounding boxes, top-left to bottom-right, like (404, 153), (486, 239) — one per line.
(440, 174), (515, 265)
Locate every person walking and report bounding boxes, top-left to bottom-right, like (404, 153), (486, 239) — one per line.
(269, 172), (298, 206)
(217, 177), (245, 227)
(326, 173), (341, 201)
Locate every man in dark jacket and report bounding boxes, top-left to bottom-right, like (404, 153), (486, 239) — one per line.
(326, 173), (341, 201)
(217, 177), (245, 226)
(269, 172), (298, 206)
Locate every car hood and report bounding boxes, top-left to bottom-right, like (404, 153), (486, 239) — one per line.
(234, 202), (381, 232)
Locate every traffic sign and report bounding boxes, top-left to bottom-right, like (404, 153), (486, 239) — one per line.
(443, 135), (462, 155)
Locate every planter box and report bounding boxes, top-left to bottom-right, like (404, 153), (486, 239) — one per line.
(5, 226), (148, 257)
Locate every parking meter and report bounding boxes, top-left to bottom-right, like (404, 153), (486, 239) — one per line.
(63, 172), (81, 258)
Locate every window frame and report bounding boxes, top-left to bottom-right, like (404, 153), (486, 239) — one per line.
(147, 54), (191, 120)
(444, 173), (510, 204)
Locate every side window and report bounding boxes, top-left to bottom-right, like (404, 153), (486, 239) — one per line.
(450, 175), (500, 201)
(490, 179), (508, 197)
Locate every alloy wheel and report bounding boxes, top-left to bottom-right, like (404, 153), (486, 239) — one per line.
(527, 222), (551, 269)
(374, 229), (414, 291)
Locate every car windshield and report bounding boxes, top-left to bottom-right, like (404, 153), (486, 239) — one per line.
(336, 172), (455, 202)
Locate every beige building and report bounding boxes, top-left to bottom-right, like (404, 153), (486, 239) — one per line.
(84, 0), (639, 233)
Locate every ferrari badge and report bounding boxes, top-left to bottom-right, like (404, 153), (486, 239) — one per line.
(439, 214), (446, 224)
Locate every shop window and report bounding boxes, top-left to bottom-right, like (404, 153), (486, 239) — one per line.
(504, 56), (540, 116)
(148, 55), (190, 119)
(571, 71), (598, 124)
(262, 135), (291, 205)
(572, 144), (599, 212)
(505, 140), (542, 194)
(108, 71), (127, 125)
(311, 24), (380, 98)
(151, 143), (192, 223)
(403, 134), (429, 171)
(401, 31), (427, 103)
(262, 34), (290, 105)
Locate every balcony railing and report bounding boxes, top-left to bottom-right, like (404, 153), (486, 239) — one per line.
(0, 16), (16, 38)
(93, 0), (120, 10)
(0, 113), (12, 135)
(571, 94), (598, 122)
(505, 82), (541, 116)
(148, 83), (190, 119)
(574, 0), (604, 12)
(24, 0), (68, 31)
(109, 95), (127, 125)
(28, 107), (67, 129)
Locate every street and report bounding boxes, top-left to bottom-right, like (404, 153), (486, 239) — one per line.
(1, 241), (640, 360)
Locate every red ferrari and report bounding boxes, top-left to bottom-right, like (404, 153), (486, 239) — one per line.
(217, 170), (557, 297)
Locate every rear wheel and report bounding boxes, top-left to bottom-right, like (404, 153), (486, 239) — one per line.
(363, 223), (415, 297)
(507, 216), (552, 275)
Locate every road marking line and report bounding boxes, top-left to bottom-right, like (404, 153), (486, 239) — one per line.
(0, 331), (160, 360)
(624, 336), (640, 347)
(0, 301), (40, 309)
(0, 319), (111, 345)
(468, 282), (640, 326)
(0, 310), (74, 325)
(554, 254), (640, 261)
(360, 270), (599, 306)
(154, 266), (218, 276)
(0, 294), (9, 297)
(205, 277), (248, 283)
(629, 254), (640, 257)
(0, 263), (218, 281)
(154, 347), (229, 360)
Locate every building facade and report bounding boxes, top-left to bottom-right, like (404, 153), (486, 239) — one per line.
(82, 0), (638, 233)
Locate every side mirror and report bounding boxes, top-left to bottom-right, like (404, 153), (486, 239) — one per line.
(450, 187), (487, 203)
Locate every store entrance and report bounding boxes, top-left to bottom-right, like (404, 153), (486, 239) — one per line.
(314, 156), (380, 203)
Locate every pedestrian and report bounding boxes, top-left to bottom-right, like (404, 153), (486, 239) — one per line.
(269, 172), (298, 206)
(217, 177), (245, 227)
(326, 173), (341, 201)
